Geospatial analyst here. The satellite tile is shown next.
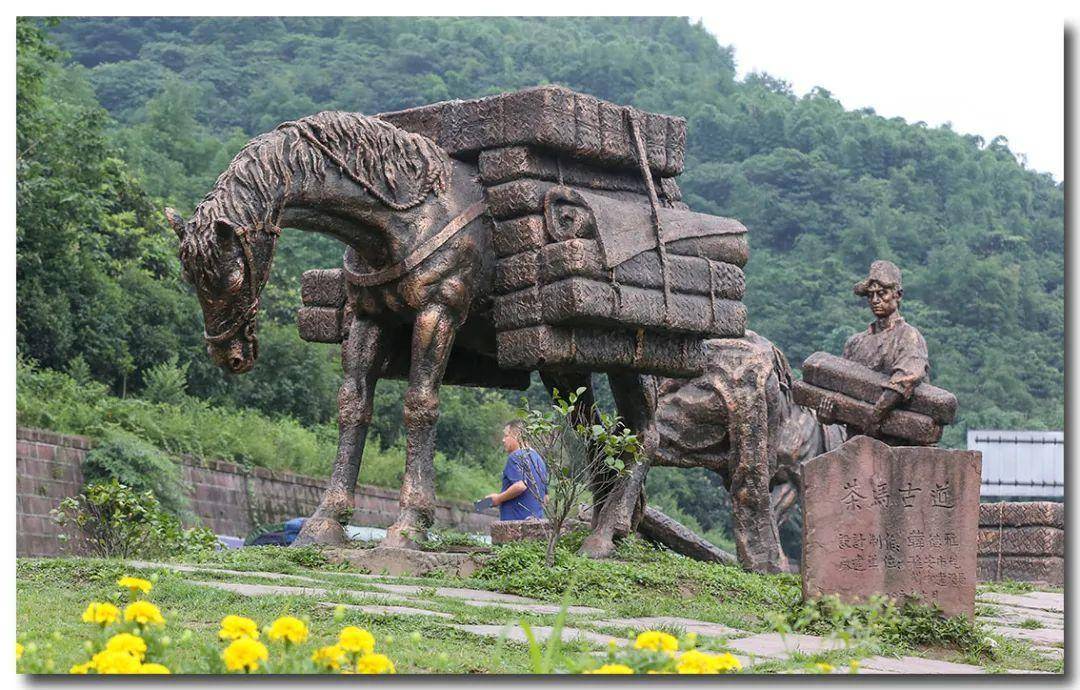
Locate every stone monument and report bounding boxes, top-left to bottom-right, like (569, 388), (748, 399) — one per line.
(801, 435), (981, 618)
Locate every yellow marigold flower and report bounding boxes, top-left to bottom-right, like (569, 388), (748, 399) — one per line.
(311, 644), (346, 670)
(634, 630), (679, 654)
(676, 650), (743, 674)
(338, 626), (375, 655)
(16, 643), (23, 661)
(222, 637), (269, 673)
(585, 663), (634, 674)
(354, 653), (396, 675)
(124, 600), (165, 627)
(267, 616), (308, 645)
(106, 633), (147, 660)
(138, 663), (171, 674)
(117, 576), (152, 594)
(849, 660), (861, 673)
(814, 662), (835, 674)
(81, 602), (120, 626)
(69, 661), (94, 674)
(91, 649), (143, 674)
(712, 653), (742, 673)
(219, 615), (260, 641)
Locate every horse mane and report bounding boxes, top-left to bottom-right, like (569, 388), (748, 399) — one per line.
(179, 111), (452, 275)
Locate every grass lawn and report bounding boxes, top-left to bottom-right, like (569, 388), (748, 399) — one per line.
(15, 537), (1063, 675)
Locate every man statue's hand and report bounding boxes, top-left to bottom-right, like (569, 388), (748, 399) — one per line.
(867, 389), (903, 435)
(816, 396), (837, 424)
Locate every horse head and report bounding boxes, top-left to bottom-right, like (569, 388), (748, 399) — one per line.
(167, 206), (278, 374)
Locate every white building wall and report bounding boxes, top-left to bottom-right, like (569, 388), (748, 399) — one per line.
(967, 429), (1064, 498)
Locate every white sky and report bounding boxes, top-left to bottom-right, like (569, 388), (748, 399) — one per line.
(699, 2), (1065, 181)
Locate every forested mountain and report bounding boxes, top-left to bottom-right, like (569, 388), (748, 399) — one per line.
(18, 18), (1063, 541)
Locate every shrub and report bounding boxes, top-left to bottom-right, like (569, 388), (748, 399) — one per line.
(49, 479), (218, 559)
(141, 355), (189, 406)
(81, 428), (190, 517)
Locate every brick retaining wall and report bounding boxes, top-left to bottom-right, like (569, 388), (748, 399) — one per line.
(16, 427), (495, 557)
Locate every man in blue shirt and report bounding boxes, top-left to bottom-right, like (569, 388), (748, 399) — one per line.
(486, 421), (549, 520)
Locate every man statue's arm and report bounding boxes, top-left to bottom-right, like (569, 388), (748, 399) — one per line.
(868, 327), (929, 434)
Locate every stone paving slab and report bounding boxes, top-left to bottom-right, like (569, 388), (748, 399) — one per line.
(725, 632), (845, 659)
(977, 591), (1064, 612)
(857, 655), (984, 674)
(980, 604), (1064, 629)
(450, 624), (628, 648)
(453, 599), (603, 615)
(128, 560), (319, 583)
(367, 582), (543, 604)
(187, 578), (596, 618)
(589, 616), (740, 638)
(187, 579), (409, 604)
(319, 601), (453, 619)
(990, 625), (1064, 646)
(1032, 645), (1064, 659)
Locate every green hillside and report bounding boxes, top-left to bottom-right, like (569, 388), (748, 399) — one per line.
(17, 18), (1063, 541)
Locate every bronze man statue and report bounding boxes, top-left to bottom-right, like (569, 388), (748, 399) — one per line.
(818, 260), (929, 440)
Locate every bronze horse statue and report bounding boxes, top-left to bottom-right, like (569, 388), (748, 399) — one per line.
(168, 111), (653, 556)
(646, 331), (845, 572)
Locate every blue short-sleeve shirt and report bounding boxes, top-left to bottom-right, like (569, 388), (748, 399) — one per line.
(500, 448), (549, 520)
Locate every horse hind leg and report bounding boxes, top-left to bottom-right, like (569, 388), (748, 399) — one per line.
(383, 303), (459, 550)
(294, 316), (386, 547)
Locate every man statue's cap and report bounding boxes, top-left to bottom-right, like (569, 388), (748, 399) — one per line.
(853, 260), (902, 296)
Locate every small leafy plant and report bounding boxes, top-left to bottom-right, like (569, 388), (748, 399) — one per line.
(517, 387), (642, 566)
(50, 479), (218, 559)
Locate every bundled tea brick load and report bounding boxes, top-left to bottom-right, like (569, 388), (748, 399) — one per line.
(298, 86), (750, 379)
(977, 501), (1063, 586)
(382, 86), (748, 377)
(792, 352), (958, 445)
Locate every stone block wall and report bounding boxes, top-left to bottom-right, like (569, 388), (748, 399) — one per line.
(977, 501), (1064, 587)
(16, 427), (494, 557)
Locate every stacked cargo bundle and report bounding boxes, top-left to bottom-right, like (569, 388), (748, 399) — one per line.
(977, 502), (1064, 586)
(298, 268), (530, 389)
(792, 352), (958, 445)
(379, 86), (750, 378)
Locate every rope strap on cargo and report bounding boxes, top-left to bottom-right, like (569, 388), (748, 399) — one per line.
(624, 107), (673, 326)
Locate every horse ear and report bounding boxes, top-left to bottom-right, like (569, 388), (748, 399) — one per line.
(164, 207), (185, 239)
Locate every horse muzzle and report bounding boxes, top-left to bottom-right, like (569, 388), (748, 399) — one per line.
(208, 337), (256, 374)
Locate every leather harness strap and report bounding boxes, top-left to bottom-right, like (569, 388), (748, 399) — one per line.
(342, 200), (488, 287)
(204, 222), (281, 346)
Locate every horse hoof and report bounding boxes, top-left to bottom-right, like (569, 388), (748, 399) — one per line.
(382, 521), (426, 550)
(292, 517), (346, 547)
(578, 533), (616, 559)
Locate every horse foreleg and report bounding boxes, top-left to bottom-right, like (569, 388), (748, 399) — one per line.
(580, 372), (656, 559)
(383, 303), (458, 549)
(725, 366), (788, 574)
(294, 316), (385, 547)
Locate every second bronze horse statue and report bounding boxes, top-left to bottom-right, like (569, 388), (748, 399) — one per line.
(168, 110), (657, 557)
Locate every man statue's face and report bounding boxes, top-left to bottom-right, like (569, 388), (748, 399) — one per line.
(865, 281), (900, 318)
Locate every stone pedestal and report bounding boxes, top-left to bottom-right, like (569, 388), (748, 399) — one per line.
(325, 546), (485, 578)
(489, 519), (552, 545)
(801, 436), (982, 619)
